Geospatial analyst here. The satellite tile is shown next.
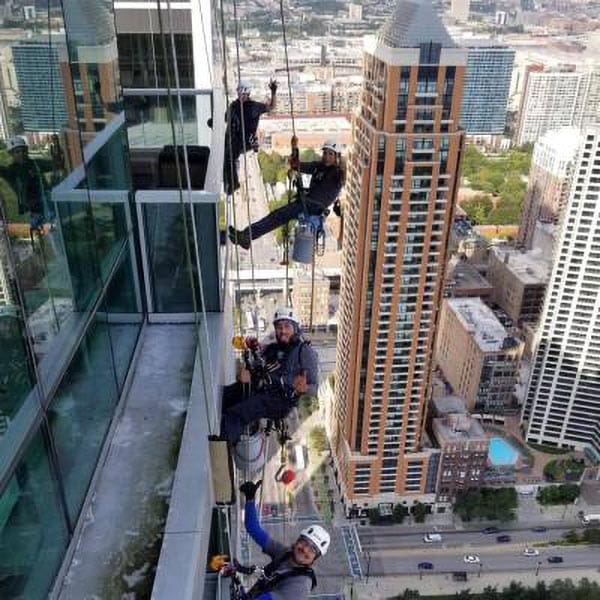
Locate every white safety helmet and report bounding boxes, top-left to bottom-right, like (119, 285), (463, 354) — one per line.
(273, 307), (300, 327)
(237, 80), (252, 96)
(321, 139), (339, 154)
(7, 136), (27, 152)
(299, 524), (330, 557)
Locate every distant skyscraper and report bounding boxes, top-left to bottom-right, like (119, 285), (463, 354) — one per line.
(516, 65), (600, 146)
(333, 0), (466, 507)
(11, 39), (68, 133)
(523, 126), (600, 460)
(459, 42), (514, 136)
(518, 127), (582, 249)
(451, 0), (470, 21)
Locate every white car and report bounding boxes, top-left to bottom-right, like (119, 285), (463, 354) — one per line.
(463, 554), (480, 564)
(523, 548), (540, 557)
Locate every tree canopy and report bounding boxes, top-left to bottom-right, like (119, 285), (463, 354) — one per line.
(460, 145), (532, 226)
(454, 487), (517, 522)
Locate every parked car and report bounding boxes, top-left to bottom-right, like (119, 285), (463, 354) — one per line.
(532, 526), (547, 533)
(418, 562), (434, 570)
(547, 556), (563, 564)
(497, 535), (511, 543)
(523, 548), (540, 557)
(482, 526), (500, 534)
(423, 533), (442, 543)
(464, 554), (481, 564)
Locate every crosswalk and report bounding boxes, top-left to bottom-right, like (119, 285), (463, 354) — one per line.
(340, 525), (363, 579)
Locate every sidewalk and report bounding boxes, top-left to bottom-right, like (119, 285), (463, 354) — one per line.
(349, 567), (600, 599)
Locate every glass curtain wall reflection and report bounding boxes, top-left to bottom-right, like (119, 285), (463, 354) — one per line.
(0, 1), (143, 597)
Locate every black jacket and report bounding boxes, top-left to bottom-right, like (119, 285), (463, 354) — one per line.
(299, 161), (343, 211)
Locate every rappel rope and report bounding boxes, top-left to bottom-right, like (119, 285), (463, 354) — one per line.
(232, 0), (260, 341)
(156, 0), (214, 432)
(279, 0), (297, 306)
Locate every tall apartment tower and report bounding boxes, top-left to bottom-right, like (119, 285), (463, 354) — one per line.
(333, 0), (466, 508)
(459, 41), (514, 137)
(523, 126), (600, 461)
(518, 126), (582, 249)
(516, 65), (600, 146)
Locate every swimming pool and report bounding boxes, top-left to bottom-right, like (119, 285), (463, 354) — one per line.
(488, 437), (519, 466)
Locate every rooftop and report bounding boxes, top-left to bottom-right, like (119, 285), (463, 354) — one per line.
(491, 247), (552, 285)
(432, 394), (468, 416)
(448, 260), (493, 293)
(433, 413), (487, 445)
(447, 297), (516, 352)
(377, 0), (456, 49)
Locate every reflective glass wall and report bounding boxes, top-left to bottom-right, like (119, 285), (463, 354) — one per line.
(0, 1), (142, 597)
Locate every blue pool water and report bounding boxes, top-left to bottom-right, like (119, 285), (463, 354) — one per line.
(488, 437), (519, 466)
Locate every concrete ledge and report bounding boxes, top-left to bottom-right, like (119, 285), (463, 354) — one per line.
(152, 312), (232, 599)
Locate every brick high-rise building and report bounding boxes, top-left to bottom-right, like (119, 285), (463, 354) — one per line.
(332, 0), (466, 509)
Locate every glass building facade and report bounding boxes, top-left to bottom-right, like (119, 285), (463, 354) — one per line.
(0, 0), (227, 595)
(459, 44), (515, 136)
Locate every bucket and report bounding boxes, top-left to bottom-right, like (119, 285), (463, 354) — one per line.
(292, 222), (315, 264)
(233, 431), (266, 474)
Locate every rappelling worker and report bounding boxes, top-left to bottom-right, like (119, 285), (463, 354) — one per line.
(224, 78), (277, 196)
(228, 140), (344, 250)
(236, 479), (330, 600)
(0, 136), (50, 246)
(220, 307), (319, 444)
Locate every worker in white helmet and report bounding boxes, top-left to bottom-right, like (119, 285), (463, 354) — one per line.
(220, 307), (319, 444)
(231, 479), (329, 600)
(0, 136), (49, 245)
(229, 139), (344, 250)
(224, 78), (278, 195)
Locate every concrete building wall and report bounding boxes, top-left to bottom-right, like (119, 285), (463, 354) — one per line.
(524, 126), (600, 460)
(518, 127), (582, 249)
(436, 298), (523, 412)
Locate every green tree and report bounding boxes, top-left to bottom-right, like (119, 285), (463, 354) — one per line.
(481, 586), (500, 600)
(462, 194), (493, 225)
(562, 529), (579, 544)
(537, 484), (580, 505)
(411, 501), (429, 523)
(300, 148), (319, 162)
(454, 488), (517, 522)
(308, 426), (328, 452)
(393, 503), (409, 523)
(582, 528), (600, 544)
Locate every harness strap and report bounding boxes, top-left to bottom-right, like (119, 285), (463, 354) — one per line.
(246, 551), (317, 600)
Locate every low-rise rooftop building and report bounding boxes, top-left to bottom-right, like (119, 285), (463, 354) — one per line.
(487, 247), (551, 325)
(436, 298), (524, 413)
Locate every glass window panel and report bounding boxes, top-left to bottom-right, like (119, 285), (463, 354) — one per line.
(124, 95), (198, 148)
(143, 203), (201, 313)
(91, 201), (128, 281)
(56, 200), (101, 312)
(193, 204), (220, 312)
(117, 33), (194, 89)
(0, 429), (68, 599)
(48, 316), (119, 522)
(103, 244), (143, 390)
(0, 311), (36, 432)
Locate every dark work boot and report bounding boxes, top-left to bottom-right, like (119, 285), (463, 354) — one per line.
(228, 226), (250, 250)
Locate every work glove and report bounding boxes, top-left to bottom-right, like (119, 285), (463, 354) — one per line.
(240, 480), (262, 501)
(268, 79), (278, 94)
